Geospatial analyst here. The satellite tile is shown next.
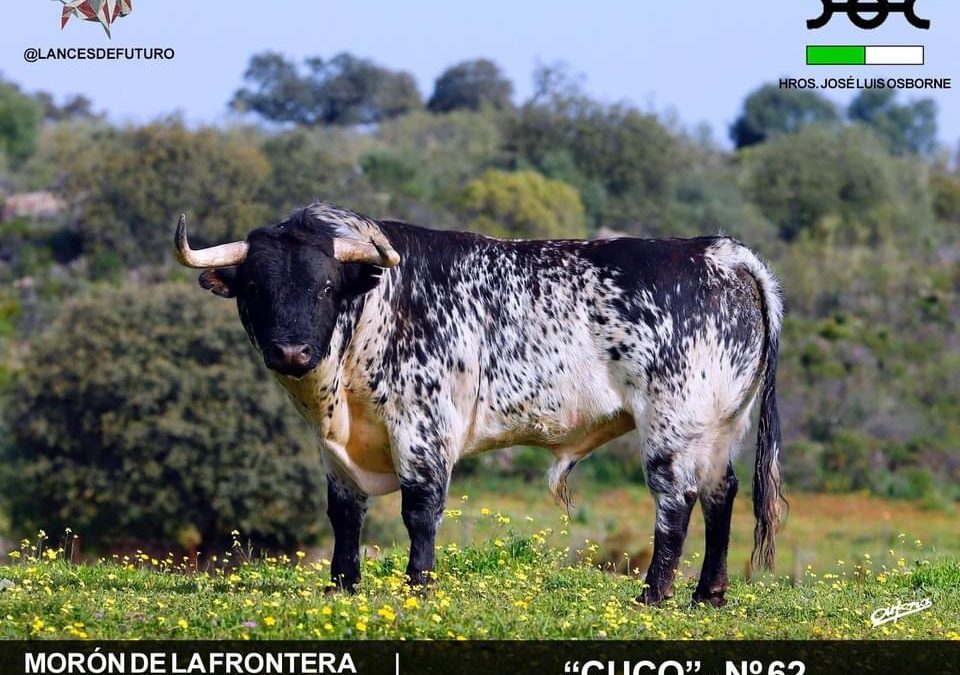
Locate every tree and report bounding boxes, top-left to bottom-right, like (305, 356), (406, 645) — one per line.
(730, 84), (838, 149)
(742, 125), (929, 241)
(848, 89), (937, 156)
(427, 59), (514, 113)
(529, 62), (586, 104)
(0, 82), (42, 166)
(232, 52), (422, 126)
(459, 169), (586, 239)
(0, 283), (327, 550)
(55, 119), (271, 269)
(509, 95), (688, 228)
(372, 109), (504, 197)
(257, 128), (377, 213)
(230, 52), (315, 124)
(34, 92), (100, 122)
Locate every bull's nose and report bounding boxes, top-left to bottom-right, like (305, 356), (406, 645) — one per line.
(268, 342), (313, 369)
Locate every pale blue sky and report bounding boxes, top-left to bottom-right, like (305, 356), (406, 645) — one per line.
(2, 1), (958, 148)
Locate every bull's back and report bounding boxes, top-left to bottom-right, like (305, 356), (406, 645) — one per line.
(373, 226), (767, 458)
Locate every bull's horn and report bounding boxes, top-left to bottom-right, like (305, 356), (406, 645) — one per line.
(173, 214), (249, 268)
(332, 234), (400, 268)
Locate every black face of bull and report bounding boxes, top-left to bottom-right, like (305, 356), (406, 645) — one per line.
(196, 221), (383, 378)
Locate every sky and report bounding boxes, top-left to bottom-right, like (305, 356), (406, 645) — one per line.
(1, 1), (958, 148)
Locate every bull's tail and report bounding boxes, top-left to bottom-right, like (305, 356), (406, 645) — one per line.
(740, 246), (785, 573)
(751, 311), (783, 572)
(710, 238), (785, 573)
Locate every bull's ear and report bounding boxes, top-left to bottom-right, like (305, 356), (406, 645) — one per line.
(198, 268), (237, 298)
(342, 264), (382, 297)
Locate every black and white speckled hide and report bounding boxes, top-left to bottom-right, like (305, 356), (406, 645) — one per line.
(216, 203), (785, 604)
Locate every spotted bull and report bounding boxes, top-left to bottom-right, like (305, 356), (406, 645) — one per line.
(174, 202), (784, 606)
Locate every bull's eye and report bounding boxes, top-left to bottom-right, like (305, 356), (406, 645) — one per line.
(322, 284), (334, 297)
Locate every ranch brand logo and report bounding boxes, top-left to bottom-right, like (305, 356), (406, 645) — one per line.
(805, 0), (933, 67)
(807, 0), (930, 30)
(56, 0), (133, 39)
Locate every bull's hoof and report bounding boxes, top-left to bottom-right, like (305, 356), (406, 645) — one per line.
(405, 570), (436, 590)
(691, 591), (727, 608)
(325, 577), (360, 595)
(636, 586), (673, 607)
(692, 580), (729, 608)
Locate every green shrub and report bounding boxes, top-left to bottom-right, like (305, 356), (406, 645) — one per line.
(782, 440), (826, 492)
(0, 82), (42, 166)
(51, 120), (271, 268)
(0, 283), (325, 551)
(741, 125), (932, 242)
(257, 128), (377, 214)
(374, 109), (506, 208)
(360, 151), (425, 199)
(0, 289), (19, 339)
(930, 169), (960, 223)
(508, 97), (690, 227)
(459, 169), (586, 239)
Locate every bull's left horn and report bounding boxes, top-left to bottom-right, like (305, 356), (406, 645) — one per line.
(332, 235), (400, 268)
(173, 214), (249, 268)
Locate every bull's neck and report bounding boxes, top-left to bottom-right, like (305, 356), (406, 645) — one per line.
(274, 270), (396, 433)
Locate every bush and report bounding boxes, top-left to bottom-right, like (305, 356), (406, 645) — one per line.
(0, 82), (42, 166)
(55, 120), (271, 267)
(374, 109), (506, 205)
(741, 125), (932, 242)
(0, 283), (325, 551)
(258, 128), (377, 214)
(508, 98), (689, 227)
(459, 169), (586, 239)
(931, 168), (960, 223)
(360, 151), (425, 200)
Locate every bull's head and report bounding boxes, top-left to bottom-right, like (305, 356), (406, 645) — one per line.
(174, 204), (400, 378)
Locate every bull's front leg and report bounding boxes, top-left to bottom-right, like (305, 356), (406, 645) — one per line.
(399, 455), (450, 586)
(326, 474), (368, 592)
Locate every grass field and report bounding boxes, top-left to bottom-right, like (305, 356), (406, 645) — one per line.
(0, 479), (958, 640)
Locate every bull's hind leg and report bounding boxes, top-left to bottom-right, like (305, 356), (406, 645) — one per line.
(327, 474), (368, 592)
(639, 449), (697, 606)
(399, 456), (450, 586)
(693, 463), (738, 607)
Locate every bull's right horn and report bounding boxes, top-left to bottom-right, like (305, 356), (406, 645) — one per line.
(173, 214), (249, 268)
(332, 236), (400, 268)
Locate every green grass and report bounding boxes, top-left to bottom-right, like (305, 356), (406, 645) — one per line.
(366, 478), (960, 580)
(1, 493), (958, 640)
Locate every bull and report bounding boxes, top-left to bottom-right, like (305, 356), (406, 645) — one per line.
(174, 202), (784, 606)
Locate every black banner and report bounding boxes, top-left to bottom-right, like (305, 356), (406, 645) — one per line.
(0, 641), (960, 675)
(1, 641), (958, 675)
